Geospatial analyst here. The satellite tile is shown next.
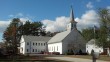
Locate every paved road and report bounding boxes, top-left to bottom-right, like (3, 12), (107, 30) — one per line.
(46, 57), (109, 62)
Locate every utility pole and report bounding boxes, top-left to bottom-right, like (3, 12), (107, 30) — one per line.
(93, 25), (96, 39)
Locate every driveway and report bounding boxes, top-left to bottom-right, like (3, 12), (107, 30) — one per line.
(46, 57), (109, 62)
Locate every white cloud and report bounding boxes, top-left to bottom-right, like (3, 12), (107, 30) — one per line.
(76, 10), (99, 30)
(96, 0), (101, 2)
(0, 10), (100, 34)
(86, 2), (93, 9)
(0, 13), (34, 34)
(42, 16), (69, 32)
(20, 17), (32, 24)
(0, 21), (11, 32)
(9, 14), (14, 17)
(0, 17), (32, 33)
(42, 10), (99, 32)
(107, 6), (110, 9)
(9, 13), (23, 18)
(8, 13), (33, 19)
(17, 13), (24, 17)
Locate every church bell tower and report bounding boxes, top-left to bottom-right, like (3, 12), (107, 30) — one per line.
(67, 6), (77, 31)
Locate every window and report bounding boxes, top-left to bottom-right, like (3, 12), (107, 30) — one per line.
(35, 49), (37, 52)
(41, 43), (42, 46)
(52, 47), (53, 51)
(22, 48), (23, 51)
(33, 43), (34, 45)
(38, 49), (39, 52)
(44, 43), (45, 46)
(39, 43), (40, 46)
(33, 49), (34, 52)
(27, 49), (29, 52)
(27, 42), (29, 45)
(36, 43), (37, 46)
(54, 46), (55, 51)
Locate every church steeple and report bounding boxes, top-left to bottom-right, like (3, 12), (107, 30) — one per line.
(70, 6), (75, 23)
(67, 6), (77, 31)
(70, 6), (77, 29)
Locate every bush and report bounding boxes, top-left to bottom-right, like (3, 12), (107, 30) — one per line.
(52, 52), (60, 55)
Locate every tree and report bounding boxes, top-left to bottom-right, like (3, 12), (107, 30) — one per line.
(81, 27), (99, 42)
(22, 21), (45, 36)
(3, 18), (22, 55)
(96, 8), (110, 56)
(82, 28), (94, 41)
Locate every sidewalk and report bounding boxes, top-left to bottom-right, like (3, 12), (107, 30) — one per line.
(46, 57), (109, 62)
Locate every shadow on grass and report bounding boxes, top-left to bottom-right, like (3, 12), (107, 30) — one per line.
(0, 60), (68, 62)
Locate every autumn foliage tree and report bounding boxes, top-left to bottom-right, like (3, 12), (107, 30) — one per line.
(3, 18), (22, 54)
(3, 18), (45, 55)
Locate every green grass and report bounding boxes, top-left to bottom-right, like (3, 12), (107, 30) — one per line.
(0, 55), (69, 62)
(0, 59), (69, 62)
(0, 60), (69, 62)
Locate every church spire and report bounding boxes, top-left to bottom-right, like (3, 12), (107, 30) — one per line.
(70, 6), (76, 23)
(67, 6), (77, 31)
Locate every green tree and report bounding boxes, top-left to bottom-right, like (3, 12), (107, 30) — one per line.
(3, 18), (22, 55)
(96, 8), (110, 56)
(82, 26), (100, 43)
(22, 21), (45, 36)
(82, 28), (94, 41)
(3, 18), (46, 55)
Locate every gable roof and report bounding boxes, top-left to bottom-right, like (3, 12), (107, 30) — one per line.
(22, 35), (52, 42)
(48, 30), (70, 44)
(87, 39), (95, 45)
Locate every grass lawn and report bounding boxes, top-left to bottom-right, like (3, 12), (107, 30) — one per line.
(67, 55), (110, 61)
(0, 60), (69, 62)
(0, 55), (69, 62)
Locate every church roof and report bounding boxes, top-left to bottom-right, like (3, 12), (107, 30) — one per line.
(48, 7), (81, 44)
(22, 35), (52, 42)
(48, 30), (70, 44)
(87, 39), (95, 45)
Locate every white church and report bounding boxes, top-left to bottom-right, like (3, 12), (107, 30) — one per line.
(19, 7), (86, 55)
(48, 7), (86, 54)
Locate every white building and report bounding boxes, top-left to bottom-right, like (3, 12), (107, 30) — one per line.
(86, 39), (103, 54)
(48, 7), (86, 54)
(19, 35), (51, 55)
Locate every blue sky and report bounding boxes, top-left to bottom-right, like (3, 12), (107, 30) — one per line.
(0, 0), (110, 42)
(0, 0), (109, 20)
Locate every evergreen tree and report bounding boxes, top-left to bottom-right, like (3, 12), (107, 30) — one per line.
(3, 18), (22, 55)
